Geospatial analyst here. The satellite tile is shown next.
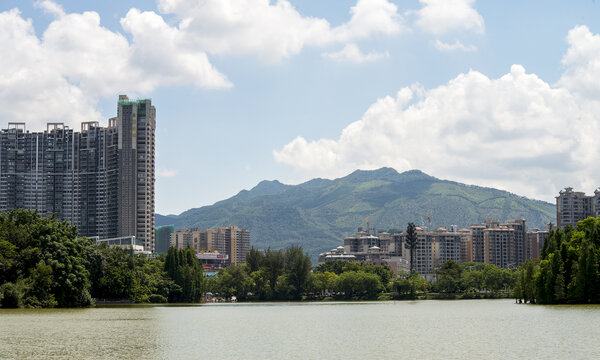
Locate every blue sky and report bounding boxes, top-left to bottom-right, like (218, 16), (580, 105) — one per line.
(1, 0), (600, 215)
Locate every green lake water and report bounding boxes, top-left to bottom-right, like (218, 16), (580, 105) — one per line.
(1, 299), (599, 359)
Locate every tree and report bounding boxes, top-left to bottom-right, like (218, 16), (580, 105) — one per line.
(336, 271), (383, 300)
(264, 249), (285, 294)
(284, 246), (312, 300)
(571, 239), (599, 303)
(393, 271), (429, 298)
(405, 222), (418, 274)
(313, 271), (338, 296)
(482, 264), (503, 294)
(0, 209), (93, 308)
(246, 247), (264, 273)
(436, 260), (463, 293)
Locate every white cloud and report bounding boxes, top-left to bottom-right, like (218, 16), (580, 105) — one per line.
(433, 39), (477, 52)
(330, 0), (404, 43)
(0, 9), (101, 130)
(323, 43), (389, 64)
(0, 0), (406, 130)
(274, 58), (600, 202)
(34, 0), (65, 18)
(415, 0), (484, 35)
(558, 25), (600, 100)
(0, 3), (230, 130)
(121, 9), (232, 90)
(154, 0), (404, 62)
(158, 168), (178, 178)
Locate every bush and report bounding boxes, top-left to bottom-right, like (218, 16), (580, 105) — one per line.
(149, 294), (168, 303)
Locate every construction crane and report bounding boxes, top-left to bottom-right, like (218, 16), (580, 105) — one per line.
(418, 212), (432, 231)
(362, 217), (371, 232)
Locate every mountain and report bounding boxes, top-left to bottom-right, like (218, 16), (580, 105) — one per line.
(156, 168), (556, 260)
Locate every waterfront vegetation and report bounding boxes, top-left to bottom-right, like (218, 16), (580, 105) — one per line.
(0, 209), (206, 308)
(210, 252), (516, 301)
(513, 217), (600, 304)
(3, 209), (600, 308)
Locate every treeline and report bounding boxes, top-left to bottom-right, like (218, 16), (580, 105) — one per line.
(0, 209), (527, 308)
(0, 210), (205, 308)
(210, 249), (515, 301)
(208, 247), (312, 301)
(514, 217), (600, 304)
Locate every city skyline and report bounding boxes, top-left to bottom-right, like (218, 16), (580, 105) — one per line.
(1, 1), (599, 215)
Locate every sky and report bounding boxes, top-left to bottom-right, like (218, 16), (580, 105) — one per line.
(1, 0), (600, 215)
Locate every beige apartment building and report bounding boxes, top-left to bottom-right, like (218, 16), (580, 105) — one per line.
(170, 226), (250, 265)
(556, 187), (600, 228)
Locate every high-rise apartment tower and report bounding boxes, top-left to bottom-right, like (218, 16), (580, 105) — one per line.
(0, 95), (155, 251)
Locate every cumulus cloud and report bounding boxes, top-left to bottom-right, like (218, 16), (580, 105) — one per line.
(154, 0), (403, 62)
(0, 3), (230, 130)
(274, 55), (600, 201)
(1, 0), (406, 130)
(0, 9), (101, 129)
(323, 43), (389, 64)
(415, 0), (484, 35)
(34, 0), (65, 17)
(433, 39), (477, 52)
(558, 25), (600, 100)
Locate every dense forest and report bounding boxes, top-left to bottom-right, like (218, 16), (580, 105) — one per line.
(513, 217), (600, 304)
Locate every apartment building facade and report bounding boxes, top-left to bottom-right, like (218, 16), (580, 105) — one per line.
(170, 226), (250, 265)
(0, 95), (155, 251)
(556, 187), (600, 228)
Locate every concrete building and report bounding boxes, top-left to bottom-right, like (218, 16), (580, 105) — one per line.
(170, 226), (250, 265)
(505, 218), (527, 265)
(556, 187), (599, 228)
(0, 95), (156, 251)
(96, 235), (150, 255)
(170, 228), (192, 250)
(116, 95), (156, 252)
(318, 246), (357, 263)
(434, 227), (463, 265)
(484, 226), (515, 268)
(526, 229), (549, 260)
(459, 228), (473, 262)
(155, 225), (174, 254)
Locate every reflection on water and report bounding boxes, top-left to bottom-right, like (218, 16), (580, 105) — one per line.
(1, 300), (600, 359)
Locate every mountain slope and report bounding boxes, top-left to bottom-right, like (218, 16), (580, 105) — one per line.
(156, 168), (556, 259)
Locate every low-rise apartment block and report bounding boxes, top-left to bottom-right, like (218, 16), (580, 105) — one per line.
(170, 226), (250, 265)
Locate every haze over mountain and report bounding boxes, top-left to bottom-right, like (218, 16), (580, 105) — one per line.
(156, 168), (556, 259)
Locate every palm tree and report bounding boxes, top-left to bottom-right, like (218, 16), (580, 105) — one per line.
(405, 222), (418, 274)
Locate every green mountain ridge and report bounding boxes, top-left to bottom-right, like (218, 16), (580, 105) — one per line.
(156, 168), (556, 260)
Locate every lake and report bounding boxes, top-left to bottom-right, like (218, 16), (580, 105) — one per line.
(1, 299), (599, 359)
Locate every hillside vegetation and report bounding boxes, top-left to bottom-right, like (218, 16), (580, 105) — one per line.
(157, 168), (556, 260)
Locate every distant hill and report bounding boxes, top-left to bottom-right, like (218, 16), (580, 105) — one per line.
(156, 168), (556, 260)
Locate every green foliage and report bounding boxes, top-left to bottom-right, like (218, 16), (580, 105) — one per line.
(393, 272), (429, 298)
(405, 222), (418, 274)
(0, 209), (92, 308)
(336, 271), (383, 300)
(436, 260), (463, 293)
(210, 246), (313, 301)
(0, 210), (207, 308)
(312, 271), (338, 295)
(515, 216), (600, 304)
(284, 246), (313, 300)
(163, 247), (205, 302)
